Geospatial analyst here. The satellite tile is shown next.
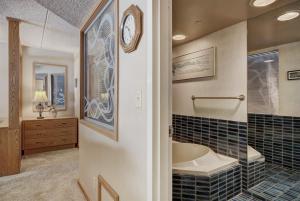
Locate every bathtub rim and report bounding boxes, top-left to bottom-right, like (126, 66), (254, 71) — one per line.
(172, 141), (239, 177)
(173, 162), (240, 177)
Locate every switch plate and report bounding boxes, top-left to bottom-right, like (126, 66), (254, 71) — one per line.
(136, 90), (142, 110)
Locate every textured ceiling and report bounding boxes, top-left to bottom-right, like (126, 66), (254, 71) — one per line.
(34, 0), (99, 28)
(173, 0), (299, 46)
(0, 0), (80, 53)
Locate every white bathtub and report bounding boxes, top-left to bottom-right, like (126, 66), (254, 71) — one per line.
(172, 141), (238, 176)
(248, 145), (263, 162)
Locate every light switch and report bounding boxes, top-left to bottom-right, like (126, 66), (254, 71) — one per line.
(136, 90), (142, 110)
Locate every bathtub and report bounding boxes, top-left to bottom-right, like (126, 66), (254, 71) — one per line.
(248, 145), (262, 162)
(172, 141), (238, 176)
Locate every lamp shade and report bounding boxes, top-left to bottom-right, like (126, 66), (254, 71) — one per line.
(34, 91), (48, 103)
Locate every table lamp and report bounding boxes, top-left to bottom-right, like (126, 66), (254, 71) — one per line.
(34, 90), (48, 119)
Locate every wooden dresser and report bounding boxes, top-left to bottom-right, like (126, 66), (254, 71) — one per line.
(22, 117), (78, 155)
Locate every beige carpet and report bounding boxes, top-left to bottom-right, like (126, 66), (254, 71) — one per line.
(0, 149), (86, 201)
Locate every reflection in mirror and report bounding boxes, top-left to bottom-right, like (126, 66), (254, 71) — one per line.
(247, 1), (300, 199)
(33, 63), (67, 111)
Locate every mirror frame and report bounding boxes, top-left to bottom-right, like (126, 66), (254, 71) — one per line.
(32, 62), (68, 111)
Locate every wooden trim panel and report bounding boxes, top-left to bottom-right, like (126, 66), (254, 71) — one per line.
(77, 180), (91, 201)
(98, 175), (119, 201)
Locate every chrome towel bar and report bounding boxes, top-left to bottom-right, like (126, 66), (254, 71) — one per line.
(191, 94), (245, 101)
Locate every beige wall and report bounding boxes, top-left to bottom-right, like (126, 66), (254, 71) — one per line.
(172, 22), (248, 122)
(279, 41), (300, 117)
(78, 1), (151, 201)
(0, 42), (8, 119)
(22, 46), (75, 118)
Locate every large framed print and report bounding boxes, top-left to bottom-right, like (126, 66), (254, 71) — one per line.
(173, 47), (216, 81)
(80, 0), (119, 141)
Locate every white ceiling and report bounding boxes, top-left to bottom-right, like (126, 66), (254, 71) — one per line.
(34, 0), (99, 28)
(0, 0), (84, 53)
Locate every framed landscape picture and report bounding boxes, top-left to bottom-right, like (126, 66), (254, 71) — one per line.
(80, 0), (119, 140)
(287, 70), (300, 80)
(173, 47), (216, 81)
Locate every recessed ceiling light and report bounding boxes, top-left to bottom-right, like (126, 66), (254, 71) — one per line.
(264, 59), (274, 63)
(277, 10), (300, 21)
(172, 34), (186, 41)
(250, 0), (277, 7)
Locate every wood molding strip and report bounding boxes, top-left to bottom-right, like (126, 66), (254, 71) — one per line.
(77, 180), (91, 201)
(98, 175), (119, 201)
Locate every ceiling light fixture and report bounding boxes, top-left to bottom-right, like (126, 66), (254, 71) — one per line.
(264, 59), (274, 63)
(250, 0), (277, 7)
(277, 10), (300, 21)
(172, 34), (186, 41)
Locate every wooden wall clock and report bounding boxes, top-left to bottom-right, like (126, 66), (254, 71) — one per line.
(120, 5), (143, 53)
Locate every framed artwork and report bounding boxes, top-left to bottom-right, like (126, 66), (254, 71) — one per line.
(80, 0), (119, 140)
(287, 70), (300, 80)
(173, 47), (216, 81)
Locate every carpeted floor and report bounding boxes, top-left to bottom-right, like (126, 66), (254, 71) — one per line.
(0, 148), (86, 201)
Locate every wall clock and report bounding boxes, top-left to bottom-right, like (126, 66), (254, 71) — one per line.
(120, 5), (143, 53)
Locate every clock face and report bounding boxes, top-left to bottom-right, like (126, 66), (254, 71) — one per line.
(122, 14), (136, 45)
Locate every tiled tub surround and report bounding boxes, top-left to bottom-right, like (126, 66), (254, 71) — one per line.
(246, 156), (265, 189)
(248, 113), (300, 170)
(173, 114), (248, 189)
(173, 164), (242, 201)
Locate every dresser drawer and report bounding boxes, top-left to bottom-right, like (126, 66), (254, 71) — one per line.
(24, 128), (76, 139)
(24, 136), (77, 149)
(22, 117), (78, 154)
(50, 119), (77, 128)
(23, 118), (77, 130)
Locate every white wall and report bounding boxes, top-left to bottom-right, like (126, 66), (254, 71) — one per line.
(22, 46), (75, 118)
(73, 51), (80, 118)
(0, 20), (8, 119)
(0, 42), (9, 119)
(279, 41), (300, 117)
(172, 22), (248, 122)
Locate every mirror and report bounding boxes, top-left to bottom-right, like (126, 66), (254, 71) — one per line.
(246, 1), (300, 199)
(33, 63), (67, 111)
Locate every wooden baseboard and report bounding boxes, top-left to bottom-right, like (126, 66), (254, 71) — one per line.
(77, 180), (91, 201)
(23, 144), (76, 155)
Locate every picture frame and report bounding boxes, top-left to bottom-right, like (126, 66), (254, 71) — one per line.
(287, 70), (300, 80)
(80, 0), (119, 141)
(173, 47), (216, 81)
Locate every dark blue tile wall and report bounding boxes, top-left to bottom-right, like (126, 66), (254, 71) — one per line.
(246, 157), (265, 189)
(172, 114), (248, 191)
(173, 114), (247, 161)
(173, 165), (241, 201)
(248, 113), (300, 170)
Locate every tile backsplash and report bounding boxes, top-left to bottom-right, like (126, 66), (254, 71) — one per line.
(173, 165), (241, 201)
(173, 114), (247, 160)
(248, 113), (300, 170)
